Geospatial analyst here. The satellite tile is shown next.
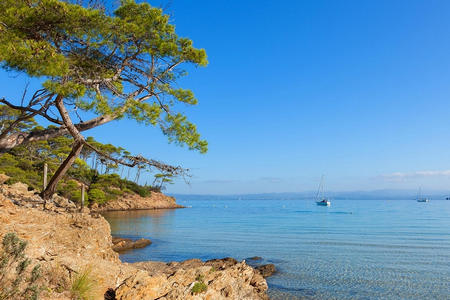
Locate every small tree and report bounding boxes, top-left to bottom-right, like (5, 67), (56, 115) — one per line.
(152, 173), (174, 191)
(0, 0), (208, 200)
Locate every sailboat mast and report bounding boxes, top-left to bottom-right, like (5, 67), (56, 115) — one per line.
(316, 175), (324, 201)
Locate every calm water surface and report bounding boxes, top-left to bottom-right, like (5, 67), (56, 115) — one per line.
(103, 199), (450, 299)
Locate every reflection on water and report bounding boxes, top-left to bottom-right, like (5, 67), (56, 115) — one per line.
(103, 209), (176, 238)
(103, 200), (450, 299)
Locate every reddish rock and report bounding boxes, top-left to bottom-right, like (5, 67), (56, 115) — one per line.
(112, 237), (152, 252)
(92, 191), (184, 212)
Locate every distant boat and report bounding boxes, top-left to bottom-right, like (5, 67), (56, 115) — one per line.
(416, 187), (429, 203)
(315, 175), (331, 206)
(446, 197), (450, 200)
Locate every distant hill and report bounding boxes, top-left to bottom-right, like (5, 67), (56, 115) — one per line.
(171, 189), (450, 201)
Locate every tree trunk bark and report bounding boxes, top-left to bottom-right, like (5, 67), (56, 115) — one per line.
(41, 140), (84, 202)
(40, 95), (86, 204)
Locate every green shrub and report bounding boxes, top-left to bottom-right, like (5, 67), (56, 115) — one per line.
(121, 187), (133, 194)
(147, 185), (161, 193)
(2, 166), (42, 191)
(70, 267), (97, 300)
(71, 190), (88, 204)
(94, 174), (121, 188)
(57, 180), (79, 200)
(104, 193), (117, 202)
(17, 159), (34, 171)
(191, 281), (207, 294)
(0, 153), (18, 168)
(88, 183), (102, 190)
(121, 180), (151, 197)
(0, 233), (41, 300)
(88, 188), (106, 204)
(107, 189), (123, 196)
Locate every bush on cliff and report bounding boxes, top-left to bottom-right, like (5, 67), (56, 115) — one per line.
(87, 189), (106, 204)
(0, 233), (41, 300)
(191, 281), (207, 294)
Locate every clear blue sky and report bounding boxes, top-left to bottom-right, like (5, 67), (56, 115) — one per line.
(2, 0), (450, 194)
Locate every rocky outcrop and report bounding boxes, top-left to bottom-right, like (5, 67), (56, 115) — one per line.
(120, 258), (268, 300)
(0, 181), (133, 299)
(0, 179), (268, 299)
(92, 191), (184, 212)
(0, 178), (80, 213)
(112, 237), (152, 252)
(255, 264), (276, 278)
(246, 256), (277, 278)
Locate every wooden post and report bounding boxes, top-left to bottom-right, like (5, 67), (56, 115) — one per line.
(43, 163), (48, 190)
(81, 184), (85, 212)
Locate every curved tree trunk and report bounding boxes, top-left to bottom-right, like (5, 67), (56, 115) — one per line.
(41, 141), (84, 202)
(40, 95), (86, 203)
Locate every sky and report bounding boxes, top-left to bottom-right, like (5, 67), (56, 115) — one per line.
(2, 0), (450, 194)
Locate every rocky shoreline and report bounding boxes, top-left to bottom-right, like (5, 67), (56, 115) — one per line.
(91, 191), (185, 212)
(0, 180), (270, 299)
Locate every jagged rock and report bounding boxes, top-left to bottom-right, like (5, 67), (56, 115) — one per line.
(10, 182), (29, 193)
(1, 181), (42, 207)
(122, 260), (268, 300)
(132, 261), (173, 276)
(255, 264), (276, 278)
(0, 193), (14, 208)
(53, 194), (77, 209)
(250, 272), (267, 295)
(205, 257), (239, 270)
(44, 202), (57, 211)
(90, 202), (99, 210)
(172, 258), (204, 269)
(115, 271), (170, 300)
(0, 173), (10, 184)
(80, 207), (90, 214)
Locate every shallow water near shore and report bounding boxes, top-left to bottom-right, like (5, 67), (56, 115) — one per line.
(103, 199), (450, 299)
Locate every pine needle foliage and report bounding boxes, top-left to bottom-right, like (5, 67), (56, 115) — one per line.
(0, 0), (208, 153)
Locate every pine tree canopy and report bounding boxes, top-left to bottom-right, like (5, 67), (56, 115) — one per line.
(0, 0), (208, 153)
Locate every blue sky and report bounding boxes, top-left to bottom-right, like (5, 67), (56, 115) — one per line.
(3, 0), (450, 194)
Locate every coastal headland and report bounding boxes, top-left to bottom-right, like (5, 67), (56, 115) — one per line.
(0, 178), (269, 299)
(90, 192), (184, 212)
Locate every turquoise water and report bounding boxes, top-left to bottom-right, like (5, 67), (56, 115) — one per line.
(103, 199), (450, 299)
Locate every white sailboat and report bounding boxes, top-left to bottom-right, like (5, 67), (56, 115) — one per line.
(416, 187), (429, 203)
(316, 175), (331, 206)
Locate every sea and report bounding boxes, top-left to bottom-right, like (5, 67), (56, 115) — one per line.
(103, 199), (450, 299)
